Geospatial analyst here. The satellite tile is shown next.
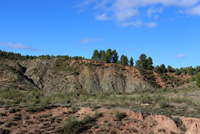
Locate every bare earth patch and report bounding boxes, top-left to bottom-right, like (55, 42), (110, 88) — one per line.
(0, 106), (200, 134)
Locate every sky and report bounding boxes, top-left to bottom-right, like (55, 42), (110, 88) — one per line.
(0, 0), (200, 68)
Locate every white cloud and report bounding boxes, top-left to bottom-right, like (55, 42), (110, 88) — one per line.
(96, 13), (110, 20)
(176, 54), (186, 58)
(147, 8), (162, 18)
(75, 0), (96, 7)
(0, 42), (37, 51)
(147, 22), (157, 28)
(121, 20), (144, 27)
(121, 21), (157, 28)
(78, 0), (200, 28)
(79, 38), (102, 44)
(115, 8), (139, 21)
(187, 5), (200, 15)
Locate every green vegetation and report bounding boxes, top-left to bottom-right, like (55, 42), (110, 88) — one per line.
(0, 50), (85, 61)
(158, 99), (169, 108)
(0, 83), (200, 118)
(196, 72), (200, 87)
(114, 110), (126, 121)
(120, 55), (129, 66)
(91, 49), (118, 63)
(130, 57), (134, 67)
(138, 69), (161, 88)
(62, 112), (101, 134)
(1, 49), (200, 77)
(63, 116), (82, 134)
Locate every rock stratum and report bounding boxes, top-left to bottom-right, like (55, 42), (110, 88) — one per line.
(0, 58), (188, 93)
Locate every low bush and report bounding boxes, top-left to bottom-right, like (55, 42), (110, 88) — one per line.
(81, 115), (95, 124)
(171, 117), (182, 127)
(114, 110), (126, 121)
(63, 116), (82, 134)
(159, 99), (169, 109)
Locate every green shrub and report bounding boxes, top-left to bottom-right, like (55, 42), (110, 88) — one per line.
(196, 72), (200, 87)
(40, 97), (51, 108)
(114, 110), (126, 121)
(13, 97), (23, 104)
(94, 111), (103, 118)
(71, 106), (80, 113)
(185, 78), (190, 83)
(63, 116), (82, 134)
(81, 115), (94, 124)
(171, 117), (182, 127)
(159, 99), (169, 108)
(26, 104), (37, 113)
(139, 94), (152, 104)
(191, 76), (196, 82)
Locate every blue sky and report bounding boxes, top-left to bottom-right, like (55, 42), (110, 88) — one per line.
(0, 0), (200, 68)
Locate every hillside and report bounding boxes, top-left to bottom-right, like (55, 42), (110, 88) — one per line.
(1, 51), (200, 134)
(0, 56), (193, 93)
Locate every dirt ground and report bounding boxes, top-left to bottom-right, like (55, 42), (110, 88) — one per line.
(0, 106), (200, 134)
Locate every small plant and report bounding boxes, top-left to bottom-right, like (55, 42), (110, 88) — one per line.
(171, 117), (182, 127)
(158, 129), (166, 132)
(70, 106), (80, 113)
(132, 128), (138, 133)
(114, 110), (126, 121)
(26, 104), (37, 113)
(40, 96), (51, 108)
(139, 94), (152, 104)
(185, 78), (190, 83)
(159, 99), (169, 108)
(63, 116), (82, 134)
(9, 108), (20, 113)
(81, 115), (94, 124)
(94, 111), (103, 118)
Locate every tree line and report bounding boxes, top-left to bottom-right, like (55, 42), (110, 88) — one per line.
(1, 49), (199, 76)
(91, 49), (153, 69)
(0, 50), (84, 60)
(91, 49), (200, 75)
(91, 49), (135, 66)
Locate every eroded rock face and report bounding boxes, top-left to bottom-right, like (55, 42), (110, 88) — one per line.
(16, 59), (152, 92)
(1, 58), (193, 92)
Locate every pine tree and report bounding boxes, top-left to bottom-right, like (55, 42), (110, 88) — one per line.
(137, 54), (148, 69)
(135, 60), (141, 68)
(120, 55), (128, 66)
(154, 65), (162, 74)
(167, 65), (174, 73)
(91, 49), (99, 60)
(147, 57), (153, 70)
(130, 57), (134, 67)
(105, 49), (112, 63)
(124, 55), (128, 66)
(101, 50), (106, 61)
(120, 55), (125, 65)
(112, 49), (118, 63)
(160, 64), (166, 73)
(98, 50), (104, 60)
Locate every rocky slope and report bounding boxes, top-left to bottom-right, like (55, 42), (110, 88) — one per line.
(0, 58), (189, 92)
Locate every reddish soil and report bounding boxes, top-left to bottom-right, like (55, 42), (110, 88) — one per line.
(0, 106), (200, 134)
